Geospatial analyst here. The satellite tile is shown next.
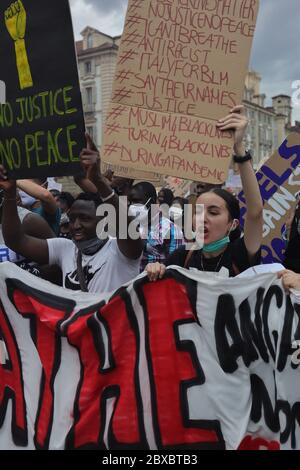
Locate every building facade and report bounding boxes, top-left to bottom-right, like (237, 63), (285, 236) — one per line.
(76, 27), (121, 148)
(58, 28), (121, 193)
(243, 71), (291, 168)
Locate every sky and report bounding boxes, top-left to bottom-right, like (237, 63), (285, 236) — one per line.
(69, 0), (300, 122)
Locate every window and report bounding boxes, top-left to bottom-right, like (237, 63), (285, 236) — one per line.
(86, 126), (94, 139)
(85, 61), (92, 74)
(86, 87), (93, 105)
(87, 34), (93, 49)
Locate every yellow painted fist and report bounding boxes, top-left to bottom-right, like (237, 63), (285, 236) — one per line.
(5, 0), (27, 41)
(5, 0), (33, 90)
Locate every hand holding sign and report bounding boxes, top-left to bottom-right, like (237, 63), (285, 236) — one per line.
(5, 0), (33, 90)
(80, 134), (102, 186)
(216, 105), (248, 155)
(0, 164), (15, 192)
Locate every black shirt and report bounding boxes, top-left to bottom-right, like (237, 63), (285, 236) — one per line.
(284, 233), (300, 273)
(166, 237), (261, 277)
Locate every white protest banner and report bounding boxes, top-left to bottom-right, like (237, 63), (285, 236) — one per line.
(103, 0), (260, 183)
(1, 262), (300, 450)
(238, 133), (300, 264)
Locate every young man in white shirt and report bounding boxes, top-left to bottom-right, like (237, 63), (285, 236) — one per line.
(0, 135), (144, 294)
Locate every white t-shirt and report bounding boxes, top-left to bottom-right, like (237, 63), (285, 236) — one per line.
(47, 237), (140, 294)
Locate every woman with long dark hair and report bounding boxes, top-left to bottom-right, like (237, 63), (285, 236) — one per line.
(146, 105), (263, 279)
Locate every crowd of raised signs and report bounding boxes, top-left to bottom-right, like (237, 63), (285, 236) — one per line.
(0, 106), (299, 295)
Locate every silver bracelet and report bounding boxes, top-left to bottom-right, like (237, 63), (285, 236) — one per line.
(101, 190), (115, 202)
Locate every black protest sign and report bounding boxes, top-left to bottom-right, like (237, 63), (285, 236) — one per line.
(0, 0), (85, 178)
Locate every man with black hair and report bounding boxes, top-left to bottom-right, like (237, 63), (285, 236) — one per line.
(157, 188), (174, 206)
(111, 176), (134, 197)
(58, 191), (75, 213)
(0, 135), (143, 294)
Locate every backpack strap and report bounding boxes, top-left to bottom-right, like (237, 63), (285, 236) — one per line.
(183, 244), (198, 269)
(232, 261), (240, 276)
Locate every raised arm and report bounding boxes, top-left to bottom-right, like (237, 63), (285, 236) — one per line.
(73, 174), (98, 194)
(217, 105), (263, 259)
(22, 212), (55, 239)
(0, 169), (49, 265)
(17, 179), (58, 215)
(80, 134), (144, 260)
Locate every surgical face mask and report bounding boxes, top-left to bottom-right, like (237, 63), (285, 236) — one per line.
(59, 232), (70, 239)
(19, 190), (37, 208)
(202, 220), (237, 253)
(169, 205), (183, 221)
(202, 236), (230, 253)
(128, 198), (151, 223)
(128, 204), (149, 223)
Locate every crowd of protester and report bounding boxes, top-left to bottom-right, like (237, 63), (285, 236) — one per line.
(0, 105), (299, 294)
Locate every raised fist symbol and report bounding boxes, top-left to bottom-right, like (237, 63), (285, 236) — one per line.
(5, 1), (33, 89)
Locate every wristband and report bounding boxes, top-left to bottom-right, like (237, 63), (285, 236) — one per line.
(101, 190), (115, 202)
(233, 151), (252, 164)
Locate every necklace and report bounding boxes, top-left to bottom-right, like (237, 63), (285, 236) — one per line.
(200, 250), (226, 273)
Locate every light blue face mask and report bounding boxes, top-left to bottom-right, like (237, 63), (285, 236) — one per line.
(202, 220), (237, 253)
(202, 235), (230, 253)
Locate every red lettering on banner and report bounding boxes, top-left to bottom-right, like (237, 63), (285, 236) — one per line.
(11, 287), (72, 449)
(0, 302), (27, 446)
(238, 435), (280, 450)
(65, 295), (142, 449)
(141, 278), (223, 447)
(3, 276), (226, 449)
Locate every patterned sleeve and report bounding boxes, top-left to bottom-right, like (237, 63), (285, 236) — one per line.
(167, 223), (185, 255)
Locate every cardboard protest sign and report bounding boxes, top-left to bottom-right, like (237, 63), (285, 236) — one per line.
(238, 133), (300, 264)
(101, 161), (162, 182)
(0, 0), (85, 179)
(103, 0), (259, 183)
(163, 175), (193, 197)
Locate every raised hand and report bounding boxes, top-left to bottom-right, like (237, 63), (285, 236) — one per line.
(216, 105), (248, 155)
(80, 133), (102, 185)
(146, 262), (166, 282)
(5, 0), (33, 89)
(0, 165), (16, 193)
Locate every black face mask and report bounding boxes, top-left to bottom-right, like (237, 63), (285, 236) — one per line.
(73, 237), (108, 255)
